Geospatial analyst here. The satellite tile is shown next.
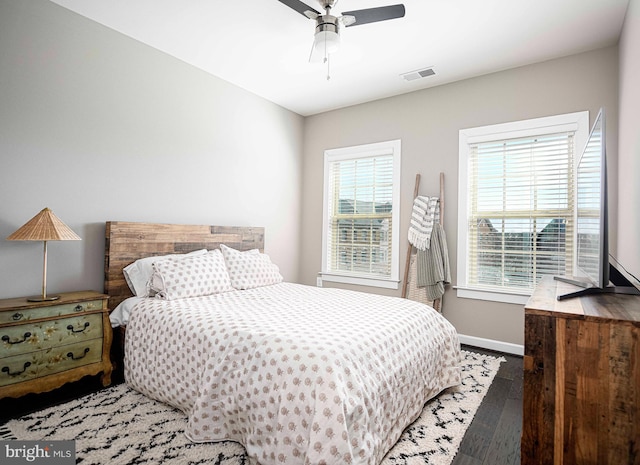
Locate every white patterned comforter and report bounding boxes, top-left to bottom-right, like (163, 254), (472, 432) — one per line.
(124, 283), (461, 465)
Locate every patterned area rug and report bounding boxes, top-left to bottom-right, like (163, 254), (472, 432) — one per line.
(0, 350), (503, 465)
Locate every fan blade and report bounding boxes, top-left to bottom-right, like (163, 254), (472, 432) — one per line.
(341, 15), (356, 27)
(342, 4), (405, 27)
(277, 0), (321, 18)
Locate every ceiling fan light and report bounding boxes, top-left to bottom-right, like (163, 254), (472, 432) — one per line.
(313, 29), (340, 54)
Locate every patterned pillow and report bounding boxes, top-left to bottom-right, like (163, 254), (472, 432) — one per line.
(123, 250), (207, 297)
(150, 249), (234, 300)
(220, 244), (283, 290)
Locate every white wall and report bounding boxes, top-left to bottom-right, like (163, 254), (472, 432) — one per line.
(618, 0), (640, 278)
(300, 47), (620, 347)
(0, 0), (304, 299)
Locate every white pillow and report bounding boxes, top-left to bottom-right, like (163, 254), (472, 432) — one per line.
(220, 244), (283, 290)
(150, 249), (234, 300)
(123, 249), (207, 297)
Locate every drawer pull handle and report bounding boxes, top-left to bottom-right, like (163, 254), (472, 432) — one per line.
(1, 332), (32, 344)
(74, 305), (84, 312)
(67, 322), (90, 333)
(1, 362), (31, 376)
(11, 312), (24, 321)
(67, 348), (90, 360)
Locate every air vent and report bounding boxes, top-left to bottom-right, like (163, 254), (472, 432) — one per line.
(401, 67), (436, 82)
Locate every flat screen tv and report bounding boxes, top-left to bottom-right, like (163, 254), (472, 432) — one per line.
(555, 108), (640, 300)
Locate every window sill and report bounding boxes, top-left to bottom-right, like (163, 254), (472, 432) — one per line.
(455, 286), (530, 305)
(320, 273), (400, 290)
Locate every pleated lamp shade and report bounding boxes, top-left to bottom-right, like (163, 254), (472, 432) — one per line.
(7, 208), (81, 301)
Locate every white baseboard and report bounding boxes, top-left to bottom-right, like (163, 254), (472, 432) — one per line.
(458, 334), (524, 356)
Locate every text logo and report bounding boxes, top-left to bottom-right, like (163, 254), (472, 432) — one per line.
(2, 441), (75, 464)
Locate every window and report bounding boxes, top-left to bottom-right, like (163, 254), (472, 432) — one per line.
(322, 140), (401, 289)
(457, 112), (589, 304)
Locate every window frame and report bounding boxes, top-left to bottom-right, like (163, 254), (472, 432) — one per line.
(457, 112), (589, 304)
(321, 139), (402, 289)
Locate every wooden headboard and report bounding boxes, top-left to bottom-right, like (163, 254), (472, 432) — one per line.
(104, 221), (264, 310)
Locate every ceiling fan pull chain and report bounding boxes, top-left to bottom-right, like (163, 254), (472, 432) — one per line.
(326, 54), (331, 81)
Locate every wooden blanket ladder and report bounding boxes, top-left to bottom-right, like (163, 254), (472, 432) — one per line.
(401, 172), (445, 311)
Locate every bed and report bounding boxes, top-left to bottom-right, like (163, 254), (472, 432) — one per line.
(104, 221), (462, 465)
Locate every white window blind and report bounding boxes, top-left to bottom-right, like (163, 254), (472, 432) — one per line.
(467, 132), (575, 293)
(457, 111), (589, 303)
(322, 140), (401, 289)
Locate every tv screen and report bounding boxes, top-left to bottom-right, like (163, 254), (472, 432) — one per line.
(575, 108), (607, 288)
(556, 108), (639, 300)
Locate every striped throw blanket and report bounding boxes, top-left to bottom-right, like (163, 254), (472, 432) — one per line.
(408, 196), (440, 251)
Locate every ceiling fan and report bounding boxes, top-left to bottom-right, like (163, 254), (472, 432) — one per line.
(277, 0), (406, 63)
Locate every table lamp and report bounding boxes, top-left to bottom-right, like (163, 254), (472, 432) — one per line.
(7, 208), (81, 302)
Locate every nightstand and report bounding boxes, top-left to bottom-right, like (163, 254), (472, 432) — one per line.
(0, 291), (113, 399)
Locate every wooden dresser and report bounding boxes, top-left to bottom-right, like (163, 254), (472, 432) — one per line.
(0, 291), (113, 399)
(522, 276), (640, 465)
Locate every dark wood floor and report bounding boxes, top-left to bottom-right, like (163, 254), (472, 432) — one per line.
(0, 374), (111, 425)
(1, 345), (523, 464)
(453, 345), (523, 465)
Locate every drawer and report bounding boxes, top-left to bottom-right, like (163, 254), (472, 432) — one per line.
(1, 314), (103, 357)
(0, 299), (104, 324)
(0, 338), (104, 387)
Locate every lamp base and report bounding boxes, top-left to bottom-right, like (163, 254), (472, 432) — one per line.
(27, 295), (60, 302)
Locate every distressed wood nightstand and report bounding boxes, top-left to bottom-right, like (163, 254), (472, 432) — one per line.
(0, 291), (113, 399)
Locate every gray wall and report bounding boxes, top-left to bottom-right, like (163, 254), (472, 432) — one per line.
(1, 0), (635, 349)
(300, 46), (620, 347)
(0, 0), (304, 299)
(618, 0), (640, 277)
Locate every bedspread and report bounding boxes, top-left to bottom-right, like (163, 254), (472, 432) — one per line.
(125, 283), (461, 465)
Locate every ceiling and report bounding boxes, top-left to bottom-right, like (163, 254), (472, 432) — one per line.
(49, 0), (630, 116)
